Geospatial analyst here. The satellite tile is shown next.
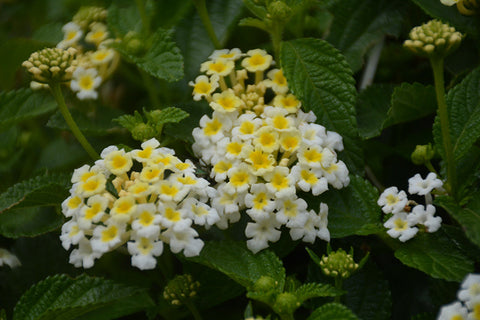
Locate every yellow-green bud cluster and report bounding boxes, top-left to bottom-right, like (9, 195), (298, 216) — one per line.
(73, 6), (108, 29)
(273, 292), (300, 315)
(267, 1), (292, 22)
(163, 274), (200, 306)
(22, 47), (77, 83)
(254, 276), (278, 292)
(131, 123), (156, 142)
(404, 20), (462, 59)
(319, 248), (359, 279)
(411, 144), (435, 165)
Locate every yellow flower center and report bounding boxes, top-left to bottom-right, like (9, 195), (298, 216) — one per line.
(204, 118), (222, 136)
(274, 71), (286, 85)
(93, 51), (108, 61)
(227, 142), (243, 155)
(304, 149), (323, 163)
(240, 121), (255, 135)
(192, 205), (209, 216)
(69, 225), (80, 236)
(165, 207), (181, 221)
(101, 225), (118, 242)
(209, 62), (227, 73)
(142, 167), (161, 181)
(272, 116), (289, 130)
(230, 171), (250, 187)
(249, 54), (266, 67)
(139, 211), (154, 226)
(394, 218), (408, 231)
(283, 200), (297, 217)
(137, 147), (153, 159)
(137, 238), (153, 255)
(281, 135), (300, 151)
(178, 176), (196, 185)
(259, 132), (276, 147)
(248, 150), (273, 171)
(253, 193), (268, 210)
(271, 173), (288, 190)
(220, 52), (235, 59)
(85, 203), (102, 219)
(115, 199), (135, 214)
(301, 170), (318, 184)
(83, 178), (101, 192)
(66, 31), (77, 41)
(214, 161), (232, 173)
(386, 194), (398, 205)
(218, 97), (236, 111)
(194, 81), (211, 94)
(81, 171), (95, 182)
(112, 155), (127, 170)
(161, 184), (179, 197)
(79, 75), (94, 90)
(68, 196), (82, 209)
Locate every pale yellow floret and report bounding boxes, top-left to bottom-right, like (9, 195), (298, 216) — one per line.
(85, 23), (108, 46)
(226, 141), (244, 157)
(140, 165), (163, 182)
(211, 89), (244, 113)
(229, 171), (251, 188)
(254, 127), (279, 152)
(137, 237), (154, 255)
(105, 150), (133, 175)
(282, 199), (299, 218)
(242, 49), (273, 72)
(192, 204), (209, 216)
(177, 175), (197, 185)
(246, 149), (275, 174)
(394, 218), (408, 231)
(239, 121), (255, 135)
(159, 182), (179, 198)
(128, 182), (151, 197)
(164, 207), (181, 222)
(270, 172), (289, 190)
(252, 192), (269, 210)
(386, 194), (399, 206)
(67, 196), (83, 209)
(84, 202), (103, 219)
(213, 161), (233, 174)
(138, 210), (155, 226)
(200, 59), (234, 76)
(273, 94), (301, 113)
(203, 118), (223, 136)
(101, 225), (118, 242)
(79, 174), (106, 196)
(90, 48), (114, 65)
(280, 130), (301, 152)
(69, 225), (81, 237)
(111, 196), (136, 222)
(301, 170), (318, 184)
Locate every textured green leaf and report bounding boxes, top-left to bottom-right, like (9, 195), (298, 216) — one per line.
(114, 111), (144, 131)
(436, 194), (480, 247)
(238, 17), (269, 32)
(13, 274), (154, 320)
(31, 23), (63, 44)
(116, 28), (184, 82)
(0, 89), (56, 131)
(152, 0), (192, 29)
(343, 263), (391, 320)
(107, 1), (142, 36)
(326, 0), (404, 72)
(356, 84), (395, 139)
(411, 0), (480, 37)
(0, 172), (70, 214)
(187, 241), (285, 290)
(47, 107), (124, 136)
(394, 227), (474, 281)
(318, 175), (383, 238)
(243, 0), (268, 19)
(386, 82), (437, 127)
(0, 206), (63, 238)
(308, 303), (359, 320)
(148, 107), (189, 125)
(175, 0), (245, 81)
(294, 283), (342, 304)
(434, 67), (480, 162)
(281, 38), (363, 173)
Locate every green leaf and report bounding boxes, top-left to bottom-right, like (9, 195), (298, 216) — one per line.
(107, 1), (142, 36)
(394, 227), (474, 282)
(386, 82), (437, 128)
(0, 206), (63, 238)
(31, 23), (63, 44)
(152, 0), (192, 29)
(47, 107), (125, 136)
(281, 38), (363, 173)
(410, 0), (480, 37)
(243, 0), (268, 19)
(308, 303), (359, 320)
(356, 84), (395, 139)
(294, 283), (342, 304)
(175, 0), (245, 81)
(187, 241), (285, 291)
(436, 194), (480, 247)
(147, 107), (189, 126)
(13, 274), (154, 320)
(0, 172), (70, 214)
(343, 262), (391, 320)
(326, 0), (404, 72)
(238, 17), (269, 32)
(115, 28), (184, 82)
(0, 89), (56, 131)
(318, 175), (383, 238)
(114, 111), (145, 131)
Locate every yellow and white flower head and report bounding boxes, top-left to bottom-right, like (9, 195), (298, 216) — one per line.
(85, 22), (109, 47)
(191, 48), (352, 252)
(189, 75), (220, 101)
(60, 138), (217, 270)
(57, 22), (83, 49)
(70, 67), (102, 100)
(89, 48), (115, 66)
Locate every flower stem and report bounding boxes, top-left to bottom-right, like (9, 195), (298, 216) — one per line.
(334, 277), (343, 303)
(140, 69), (161, 109)
(49, 82), (99, 160)
(430, 57), (455, 196)
(184, 300), (203, 320)
(193, 0), (222, 49)
(135, 0), (150, 34)
(270, 23), (284, 63)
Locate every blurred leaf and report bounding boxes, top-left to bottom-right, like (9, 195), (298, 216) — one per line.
(326, 0), (404, 72)
(0, 89), (56, 131)
(308, 303), (359, 320)
(343, 262), (391, 320)
(36, 138), (86, 170)
(114, 110), (144, 132)
(13, 274), (154, 320)
(187, 241), (285, 291)
(281, 38), (363, 173)
(47, 107), (124, 136)
(319, 175), (383, 238)
(0, 172), (70, 214)
(410, 0), (480, 37)
(147, 107), (189, 126)
(107, 1), (142, 36)
(31, 23), (63, 44)
(115, 28), (184, 82)
(175, 0), (245, 81)
(356, 84), (395, 139)
(394, 227), (474, 282)
(243, 0), (268, 19)
(238, 17), (269, 32)
(436, 194), (480, 247)
(152, 0), (192, 29)
(0, 206), (63, 238)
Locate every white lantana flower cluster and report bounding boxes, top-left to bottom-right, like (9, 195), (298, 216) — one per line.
(190, 48), (350, 253)
(378, 172), (443, 242)
(437, 273), (480, 320)
(30, 7), (119, 100)
(60, 138), (218, 270)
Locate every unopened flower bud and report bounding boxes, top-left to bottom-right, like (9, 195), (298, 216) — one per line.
(73, 6), (108, 29)
(22, 47), (78, 83)
(254, 276), (277, 292)
(123, 31), (146, 55)
(131, 123), (156, 142)
(411, 144), (435, 165)
(404, 20), (462, 59)
(319, 248), (358, 279)
(267, 1), (292, 22)
(163, 274), (200, 306)
(273, 292), (299, 315)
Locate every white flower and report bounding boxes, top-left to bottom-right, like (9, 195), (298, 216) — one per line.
(458, 274), (480, 303)
(384, 211), (418, 242)
(377, 186), (408, 214)
(440, 0), (459, 6)
(0, 248), (21, 268)
(264, 166), (296, 199)
(162, 221), (204, 257)
(245, 183), (276, 221)
(437, 301), (468, 320)
(408, 204), (442, 233)
(127, 237), (163, 270)
(70, 67), (102, 100)
(275, 196), (309, 225)
(91, 223), (125, 253)
(208, 48), (243, 61)
(291, 164), (328, 196)
(131, 203), (161, 238)
(182, 198), (220, 227)
(60, 220), (85, 250)
(465, 295), (480, 320)
(57, 22), (83, 49)
(69, 238), (102, 269)
(408, 172), (443, 196)
(189, 75), (219, 101)
(289, 203), (329, 243)
(245, 213), (282, 253)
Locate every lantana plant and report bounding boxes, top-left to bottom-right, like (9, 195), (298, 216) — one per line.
(0, 1), (479, 320)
